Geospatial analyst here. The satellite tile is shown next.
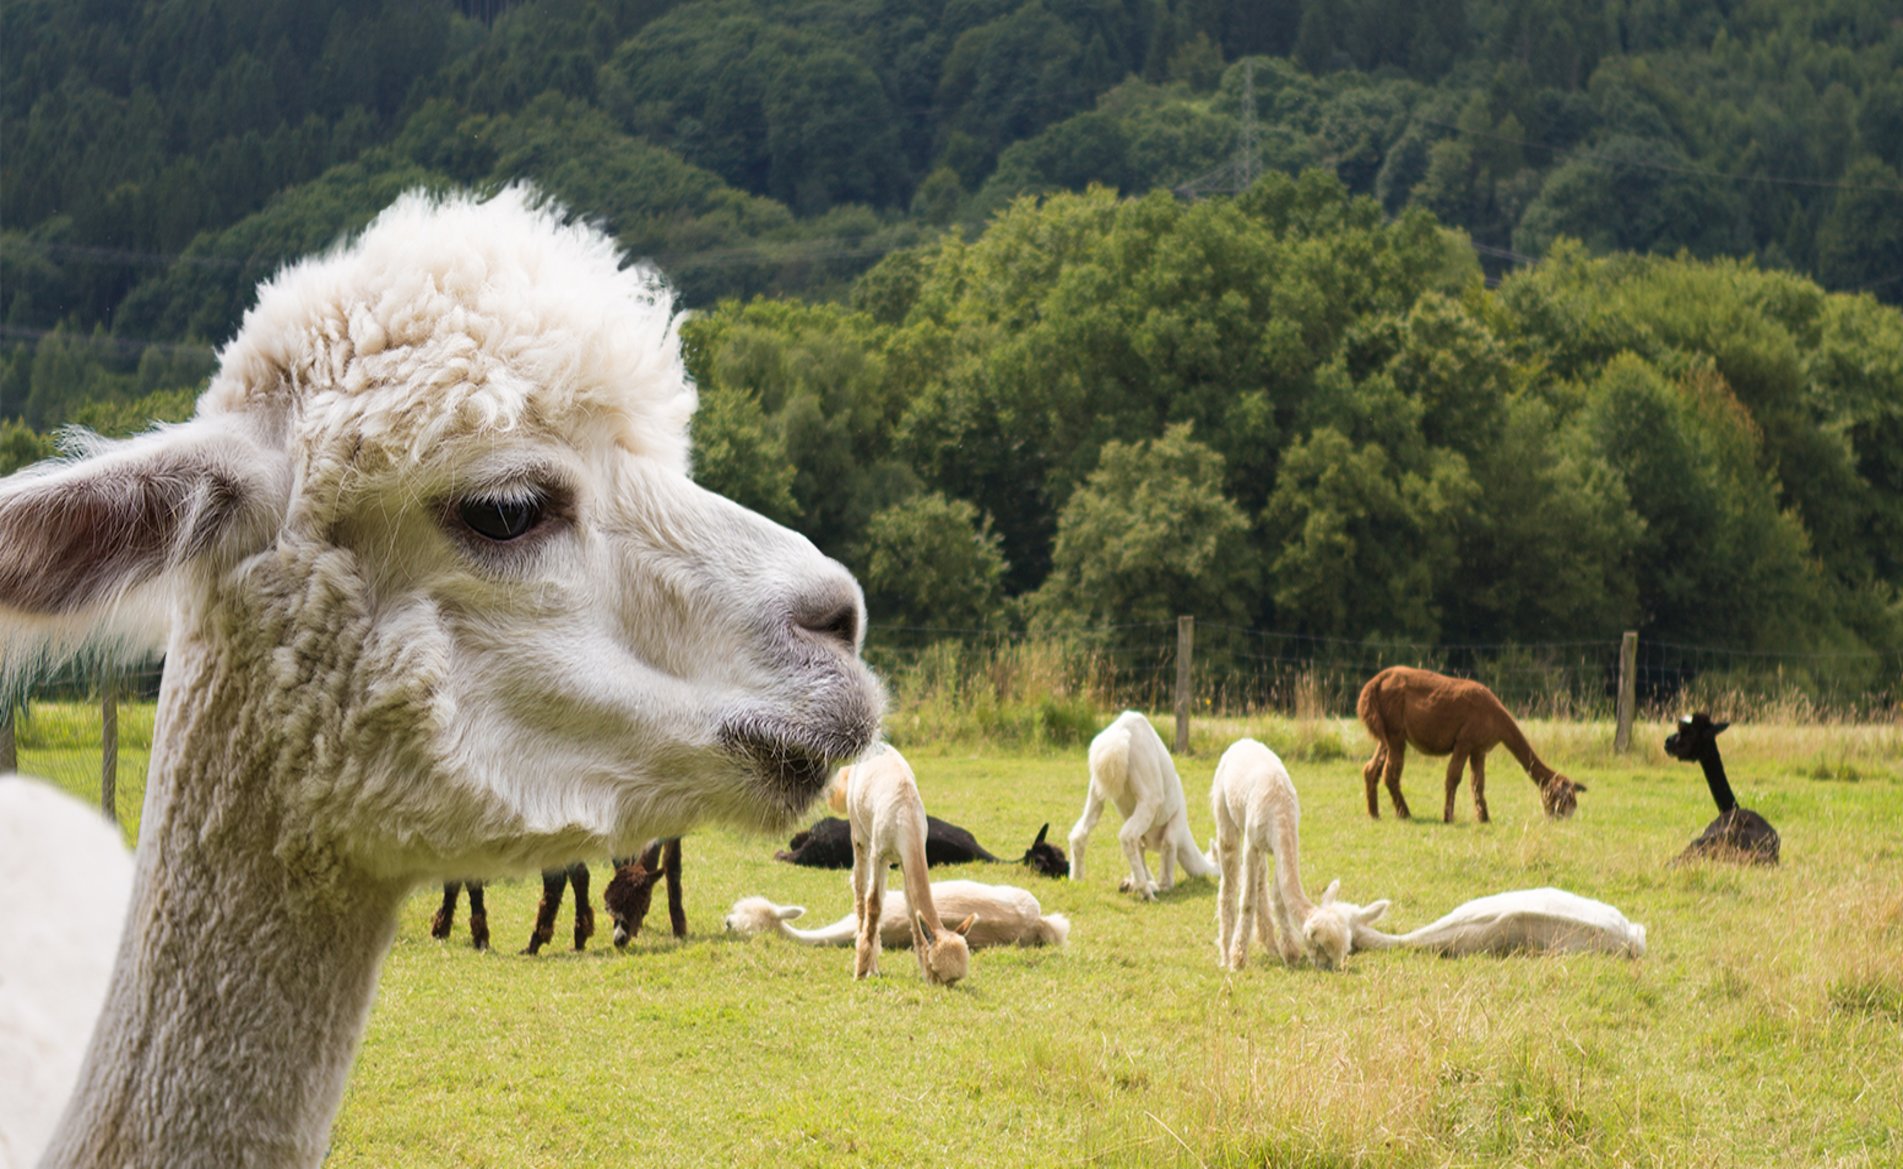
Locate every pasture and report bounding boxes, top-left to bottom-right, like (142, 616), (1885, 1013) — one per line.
(21, 707), (1903, 1167)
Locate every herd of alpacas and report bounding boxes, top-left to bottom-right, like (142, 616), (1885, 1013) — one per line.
(0, 187), (1762, 1168)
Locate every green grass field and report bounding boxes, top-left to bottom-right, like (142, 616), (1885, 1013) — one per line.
(19, 708), (1903, 1167)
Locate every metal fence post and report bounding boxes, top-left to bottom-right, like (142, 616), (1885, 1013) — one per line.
(1174, 615), (1194, 754)
(1614, 631), (1637, 753)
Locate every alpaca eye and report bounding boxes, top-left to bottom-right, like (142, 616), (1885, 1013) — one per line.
(457, 496), (543, 542)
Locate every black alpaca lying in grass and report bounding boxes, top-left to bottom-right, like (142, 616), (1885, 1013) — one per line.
(775, 818), (1069, 878)
(429, 838), (685, 953)
(1664, 713), (1780, 866)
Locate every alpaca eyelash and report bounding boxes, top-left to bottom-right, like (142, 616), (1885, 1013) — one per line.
(441, 482), (575, 560)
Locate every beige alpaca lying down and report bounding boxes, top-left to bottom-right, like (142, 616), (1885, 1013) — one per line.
(1351, 888), (1646, 958)
(726, 880), (1070, 949)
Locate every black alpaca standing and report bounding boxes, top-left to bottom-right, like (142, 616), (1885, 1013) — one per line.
(1664, 713), (1780, 865)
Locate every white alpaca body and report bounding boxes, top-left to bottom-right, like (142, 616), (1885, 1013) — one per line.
(0, 778), (134, 1167)
(1068, 710), (1216, 899)
(1209, 739), (1388, 970)
(0, 188), (883, 1167)
(1354, 888), (1646, 958)
(843, 746), (973, 983)
(726, 880), (1069, 949)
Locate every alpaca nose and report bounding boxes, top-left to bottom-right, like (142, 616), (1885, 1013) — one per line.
(789, 575), (863, 652)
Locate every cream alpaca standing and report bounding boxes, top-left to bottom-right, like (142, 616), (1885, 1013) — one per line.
(0, 188), (883, 1169)
(726, 880), (1069, 948)
(1350, 888), (1646, 958)
(843, 746), (976, 984)
(1068, 710), (1217, 899)
(1210, 738), (1390, 970)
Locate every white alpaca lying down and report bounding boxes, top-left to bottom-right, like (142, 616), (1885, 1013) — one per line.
(727, 880), (1070, 949)
(1352, 887), (1646, 958)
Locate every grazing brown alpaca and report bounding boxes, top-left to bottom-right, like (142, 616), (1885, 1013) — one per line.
(1357, 666), (1585, 823)
(429, 839), (685, 954)
(602, 838), (688, 944)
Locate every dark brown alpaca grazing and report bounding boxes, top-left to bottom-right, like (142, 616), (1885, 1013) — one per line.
(602, 838), (687, 945)
(1357, 666), (1586, 822)
(428, 839), (685, 954)
(1664, 713), (1779, 865)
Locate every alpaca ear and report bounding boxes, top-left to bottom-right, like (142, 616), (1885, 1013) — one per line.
(953, 913), (977, 936)
(1033, 822), (1049, 847)
(775, 905), (805, 921)
(915, 912), (936, 943)
(1358, 900), (1391, 925)
(1572, 782), (1588, 793)
(1320, 879), (1341, 906)
(1711, 721), (1729, 736)
(0, 418), (287, 668)
(636, 838), (665, 873)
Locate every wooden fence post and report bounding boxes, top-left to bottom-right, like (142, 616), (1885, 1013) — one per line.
(1174, 615), (1194, 754)
(1614, 631), (1638, 753)
(102, 676), (119, 824)
(0, 702), (15, 775)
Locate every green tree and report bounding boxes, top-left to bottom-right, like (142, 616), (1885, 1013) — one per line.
(857, 492), (1008, 631)
(1032, 424), (1253, 628)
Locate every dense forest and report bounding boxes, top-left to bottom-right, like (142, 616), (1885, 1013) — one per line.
(2, 0), (1901, 686)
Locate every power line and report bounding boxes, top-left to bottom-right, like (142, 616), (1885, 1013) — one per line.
(1411, 114), (1903, 194)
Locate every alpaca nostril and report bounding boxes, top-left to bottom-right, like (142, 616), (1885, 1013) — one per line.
(793, 594), (861, 650)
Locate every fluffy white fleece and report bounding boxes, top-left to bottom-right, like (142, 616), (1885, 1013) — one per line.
(0, 777), (133, 1168)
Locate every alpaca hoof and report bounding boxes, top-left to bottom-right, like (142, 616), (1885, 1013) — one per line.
(428, 910), (453, 940)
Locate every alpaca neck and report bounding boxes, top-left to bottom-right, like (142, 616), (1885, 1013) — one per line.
(1496, 717), (1552, 783)
(42, 639), (409, 1169)
(1267, 818), (1315, 919)
(1698, 745), (1738, 814)
(899, 831), (944, 931)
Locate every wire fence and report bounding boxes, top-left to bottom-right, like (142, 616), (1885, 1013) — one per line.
(4, 622), (1897, 789)
(863, 621), (1901, 723)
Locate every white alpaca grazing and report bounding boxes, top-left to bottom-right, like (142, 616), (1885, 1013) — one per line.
(1351, 888), (1646, 959)
(1068, 710), (1217, 899)
(842, 746), (976, 984)
(0, 187), (883, 1169)
(1210, 738), (1390, 970)
(726, 880), (1069, 949)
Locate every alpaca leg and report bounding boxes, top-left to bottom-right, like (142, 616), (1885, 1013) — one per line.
(569, 862), (594, 951)
(1264, 856), (1303, 966)
(429, 881), (459, 940)
(664, 838), (687, 939)
(1067, 787), (1106, 882)
(1382, 738), (1412, 819)
(1470, 751), (1490, 823)
(1442, 748), (1469, 823)
(467, 881), (490, 951)
(1362, 745), (1385, 819)
(1156, 836), (1178, 893)
(1117, 798), (1162, 899)
(1214, 828), (1241, 969)
(522, 867), (567, 955)
(851, 846), (880, 979)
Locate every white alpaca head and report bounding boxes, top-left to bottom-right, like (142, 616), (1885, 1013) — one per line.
(724, 897), (805, 935)
(0, 187), (884, 880)
(1305, 879), (1391, 970)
